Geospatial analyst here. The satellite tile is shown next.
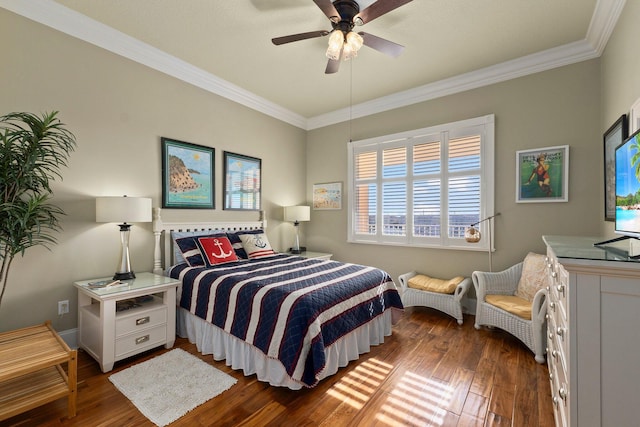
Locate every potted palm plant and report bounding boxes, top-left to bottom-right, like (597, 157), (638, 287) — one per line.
(0, 111), (76, 310)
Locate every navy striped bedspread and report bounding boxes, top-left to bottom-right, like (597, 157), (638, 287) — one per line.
(168, 253), (404, 387)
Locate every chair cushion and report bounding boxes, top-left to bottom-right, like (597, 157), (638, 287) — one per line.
(486, 295), (532, 320)
(407, 274), (464, 294)
(515, 252), (548, 302)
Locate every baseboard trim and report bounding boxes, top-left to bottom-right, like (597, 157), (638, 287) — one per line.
(58, 328), (78, 349)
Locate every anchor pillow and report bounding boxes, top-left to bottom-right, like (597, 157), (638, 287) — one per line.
(195, 236), (239, 266)
(239, 233), (275, 259)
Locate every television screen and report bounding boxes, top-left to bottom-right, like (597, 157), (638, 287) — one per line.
(615, 128), (640, 238)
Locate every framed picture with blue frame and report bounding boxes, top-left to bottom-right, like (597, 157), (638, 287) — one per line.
(516, 145), (569, 203)
(161, 137), (214, 209)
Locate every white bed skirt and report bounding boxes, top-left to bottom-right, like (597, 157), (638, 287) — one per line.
(176, 306), (398, 390)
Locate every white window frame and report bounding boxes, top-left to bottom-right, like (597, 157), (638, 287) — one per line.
(347, 114), (495, 251)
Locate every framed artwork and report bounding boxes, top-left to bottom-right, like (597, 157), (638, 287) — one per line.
(313, 182), (342, 210)
(603, 115), (628, 221)
(630, 97), (640, 134)
(516, 145), (569, 203)
(223, 151), (261, 210)
(161, 137), (214, 209)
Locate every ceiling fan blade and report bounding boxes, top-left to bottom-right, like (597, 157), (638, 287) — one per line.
(325, 58), (341, 74)
(359, 32), (405, 58)
(355, 0), (413, 25)
(313, 0), (340, 21)
(272, 30), (329, 45)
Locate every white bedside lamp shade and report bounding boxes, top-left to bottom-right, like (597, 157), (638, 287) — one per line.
(284, 205), (310, 254)
(96, 196), (152, 280)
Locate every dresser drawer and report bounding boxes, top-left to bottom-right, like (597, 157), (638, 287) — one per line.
(115, 303), (167, 337)
(115, 325), (167, 359)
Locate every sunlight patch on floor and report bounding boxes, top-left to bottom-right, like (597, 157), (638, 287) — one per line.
(374, 371), (454, 426)
(326, 357), (393, 410)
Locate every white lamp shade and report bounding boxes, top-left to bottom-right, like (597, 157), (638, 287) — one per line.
(284, 205), (310, 223)
(96, 196), (152, 223)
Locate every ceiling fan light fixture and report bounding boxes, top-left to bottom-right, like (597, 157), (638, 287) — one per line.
(326, 30), (344, 60)
(343, 31), (363, 60)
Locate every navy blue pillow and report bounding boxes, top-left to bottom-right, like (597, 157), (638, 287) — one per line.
(175, 233), (227, 266)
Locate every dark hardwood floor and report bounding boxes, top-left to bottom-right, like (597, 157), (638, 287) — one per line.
(2, 308), (554, 427)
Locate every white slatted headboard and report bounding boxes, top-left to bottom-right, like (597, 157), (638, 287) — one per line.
(152, 207), (266, 275)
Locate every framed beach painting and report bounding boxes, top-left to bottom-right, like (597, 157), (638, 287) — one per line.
(603, 115), (628, 221)
(516, 145), (569, 203)
(313, 182), (342, 210)
(223, 151), (261, 211)
(161, 137), (214, 209)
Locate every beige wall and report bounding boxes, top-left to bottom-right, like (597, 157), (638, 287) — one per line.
(3, 2), (638, 332)
(0, 10), (306, 332)
(600, 0), (640, 238)
(307, 60), (602, 283)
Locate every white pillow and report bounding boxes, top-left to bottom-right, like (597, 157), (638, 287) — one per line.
(239, 233), (275, 258)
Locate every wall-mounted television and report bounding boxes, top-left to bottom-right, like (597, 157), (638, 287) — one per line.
(615, 128), (640, 239)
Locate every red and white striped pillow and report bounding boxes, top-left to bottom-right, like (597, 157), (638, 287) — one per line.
(239, 233), (275, 258)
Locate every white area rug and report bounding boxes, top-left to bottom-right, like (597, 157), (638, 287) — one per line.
(109, 348), (237, 426)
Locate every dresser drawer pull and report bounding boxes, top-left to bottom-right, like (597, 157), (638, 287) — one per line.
(551, 271), (557, 278)
(136, 316), (150, 325)
(559, 387), (568, 400)
(557, 327), (565, 338)
(557, 284), (565, 296)
(553, 396), (559, 406)
(549, 302), (555, 311)
(135, 335), (150, 345)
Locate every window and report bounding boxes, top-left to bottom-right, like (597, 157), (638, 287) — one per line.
(348, 115), (495, 250)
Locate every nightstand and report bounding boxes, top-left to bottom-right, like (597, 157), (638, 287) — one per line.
(73, 272), (179, 373)
(297, 251), (332, 260)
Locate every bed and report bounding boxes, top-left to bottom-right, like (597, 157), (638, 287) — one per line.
(152, 208), (404, 390)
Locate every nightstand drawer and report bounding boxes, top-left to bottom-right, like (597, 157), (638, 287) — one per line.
(115, 325), (167, 359)
(115, 304), (167, 337)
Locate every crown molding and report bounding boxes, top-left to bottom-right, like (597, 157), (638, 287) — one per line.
(1, 0), (625, 131)
(307, 39), (600, 130)
(0, 0), (308, 129)
(586, 0), (626, 54)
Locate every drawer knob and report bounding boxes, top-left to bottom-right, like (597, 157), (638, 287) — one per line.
(136, 316), (150, 325)
(553, 396), (559, 406)
(557, 284), (565, 296)
(559, 387), (568, 400)
(135, 335), (150, 345)
(551, 271), (558, 278)
(557, 327), (565, 338)
(549, 302), (556, 311)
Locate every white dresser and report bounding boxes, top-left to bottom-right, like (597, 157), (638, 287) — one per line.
(543, 236), (640, 427)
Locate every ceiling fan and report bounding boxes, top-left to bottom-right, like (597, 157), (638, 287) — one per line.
(272, 0), (413, 74)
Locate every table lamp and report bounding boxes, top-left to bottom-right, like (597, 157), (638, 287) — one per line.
(96, 196), (152, 280)
(284, 205), (310, 254)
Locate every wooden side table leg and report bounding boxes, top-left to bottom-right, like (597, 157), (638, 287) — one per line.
(67, 349), (77, 418)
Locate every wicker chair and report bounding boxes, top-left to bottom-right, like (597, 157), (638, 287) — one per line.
(398, 271), (471, 325)
(472, 261), (548, 363)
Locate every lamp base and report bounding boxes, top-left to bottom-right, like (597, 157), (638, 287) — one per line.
(289, 247), (306, 254)
(113, 271), (135, 280)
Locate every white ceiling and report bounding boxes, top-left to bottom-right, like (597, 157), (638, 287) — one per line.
(2, 0), (626, 129)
